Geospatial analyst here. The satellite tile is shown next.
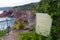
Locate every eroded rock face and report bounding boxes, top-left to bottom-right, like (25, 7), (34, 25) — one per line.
(12, 9), (35, 30)
(36, 13), (52, 37)
(12, 9), (34, 26)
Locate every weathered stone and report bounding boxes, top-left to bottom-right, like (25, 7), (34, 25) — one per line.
(36, 13), (52, 37)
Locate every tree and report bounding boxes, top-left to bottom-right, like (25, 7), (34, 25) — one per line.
(35, 0), (60, 40)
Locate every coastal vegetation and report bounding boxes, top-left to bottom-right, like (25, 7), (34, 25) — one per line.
(18, 0), (60, 40)
(0, 30), (8, 37)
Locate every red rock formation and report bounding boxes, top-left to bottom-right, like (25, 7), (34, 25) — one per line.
(0, 10), (13, 17)
(0, 9), (34, 25)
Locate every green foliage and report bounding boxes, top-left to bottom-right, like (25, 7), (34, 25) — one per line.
(17, 0), (60, 40)
(46, 36), (52, 40)
(35, 0), (60, 40)
(0, 30), (8, 37)
(31, 24), (36, 32)
(18, 32), (42, 40)
(18, 32), (53, 40)
(57, 36), (60, 40)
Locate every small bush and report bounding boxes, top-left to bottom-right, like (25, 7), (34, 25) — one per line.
(18, 32), (42, 40)
(0, 30), (8, 37)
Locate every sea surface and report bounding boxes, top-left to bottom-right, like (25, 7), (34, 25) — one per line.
(0, 17), (16, 30)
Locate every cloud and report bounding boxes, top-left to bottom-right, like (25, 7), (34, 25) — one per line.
(0, 0), (40, 7)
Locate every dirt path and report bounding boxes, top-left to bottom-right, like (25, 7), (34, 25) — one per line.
(1, 30), (19, 40)
(0, 25), (30, 40)
(0, 30), (29, 40)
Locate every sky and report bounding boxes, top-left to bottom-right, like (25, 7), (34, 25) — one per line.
(0, 0), (41, 7)
(0, 0), (41, 14)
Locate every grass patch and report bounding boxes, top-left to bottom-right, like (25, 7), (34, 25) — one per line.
(0, 30), (8, 37)
(18, 32), (42, 40)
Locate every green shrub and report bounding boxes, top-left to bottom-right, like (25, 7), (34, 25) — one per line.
(18, 32), (42, 40)
(31, 24), (36, 32)
(0, 30), (8, 37)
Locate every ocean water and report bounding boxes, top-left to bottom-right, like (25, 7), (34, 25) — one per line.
(0, 17), (16, 30)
